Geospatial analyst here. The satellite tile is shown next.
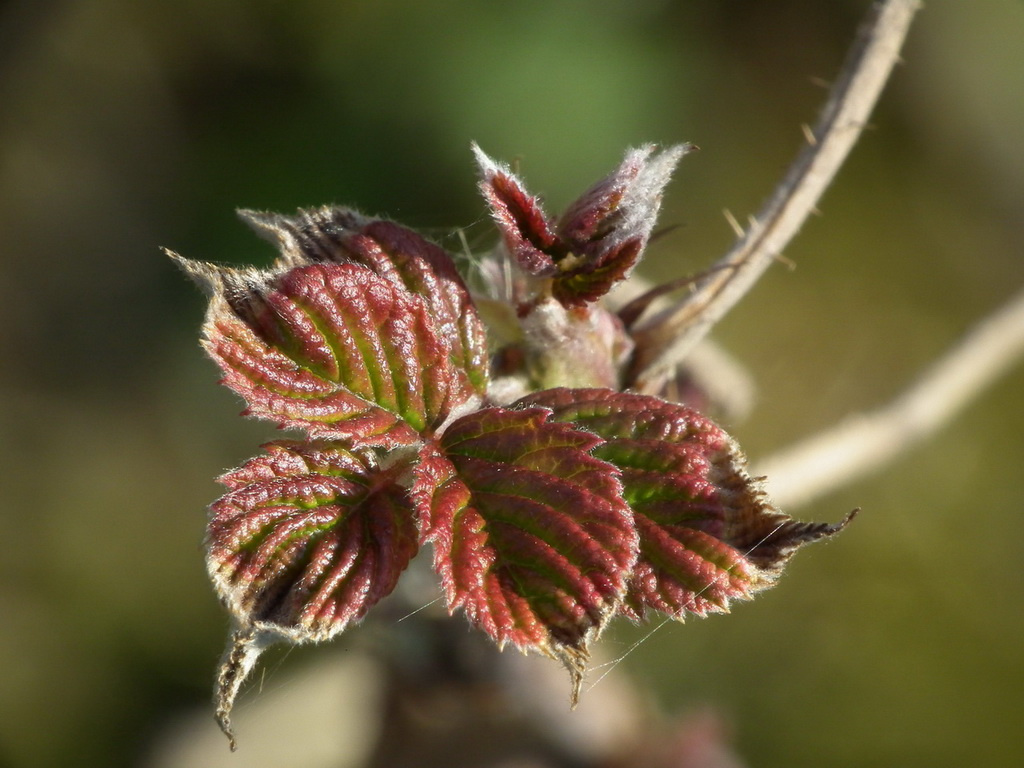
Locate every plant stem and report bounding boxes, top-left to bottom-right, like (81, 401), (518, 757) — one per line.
(755, 287), (1024, 509)
(631, 0), (922, 391)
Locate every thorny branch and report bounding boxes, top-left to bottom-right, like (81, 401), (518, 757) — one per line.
(630, 0), (922, 391)
(626, 0), (1024, 514)
(754, 287), (1024, 510)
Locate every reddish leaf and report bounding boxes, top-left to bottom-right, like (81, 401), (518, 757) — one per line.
(518, 388), (852, 621)
(240, 208), (489, 394)
(208, 440), (419, 638)
(473, 143), (561, 276)
(411, 406), (638, 700)
(180, 259), (476, 449)
(550, 239), (643, 307)
(207, 440), (420, 744)
(553, 144), (691, 307)
(558, 144), (690, 257)
(556, 147), (648, 247)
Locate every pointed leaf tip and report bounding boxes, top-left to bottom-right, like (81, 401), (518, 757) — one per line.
(474, 144), (560, 277)
(518, 388), (843, 621)
(470, 142), (501, 179)
(552, 144), (694, 306)
(164, 248), (231, 295)
(214, 625), (277, 751)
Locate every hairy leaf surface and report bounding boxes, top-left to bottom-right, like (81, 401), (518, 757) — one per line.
(208, 441), (419, 640)
(240, 207), (490, 394)
(519, 388), (850, 620)
(473, 144), (560, 277)
(200, 262), (472, 448)
(412, 406), (638, 697)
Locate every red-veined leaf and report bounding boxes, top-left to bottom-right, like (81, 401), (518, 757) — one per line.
(411, 406), (637, 701)
(208, 440), (419, 638)
(239, 207), (489, 394)
(518, 388), (853, 621)
(174, 258), (477, 449)
(207, 440), (420, 746)
(473, 143), (561, 276)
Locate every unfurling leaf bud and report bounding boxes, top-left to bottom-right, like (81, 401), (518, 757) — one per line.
(475, 143), (694, 306)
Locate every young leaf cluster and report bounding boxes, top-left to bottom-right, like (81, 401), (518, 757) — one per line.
(170, 146), (851, 748)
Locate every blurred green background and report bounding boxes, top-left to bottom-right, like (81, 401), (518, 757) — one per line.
(1, 1), (1022, 766)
